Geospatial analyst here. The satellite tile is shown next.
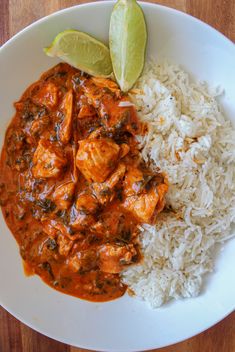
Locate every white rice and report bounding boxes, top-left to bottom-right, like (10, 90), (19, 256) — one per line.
(122, 61), (235, 307)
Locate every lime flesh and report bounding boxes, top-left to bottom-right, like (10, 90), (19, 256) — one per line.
(44, 30), (113, 77)
(109, 0), (147, 92)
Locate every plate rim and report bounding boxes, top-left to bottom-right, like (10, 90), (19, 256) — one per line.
(0, 1), (235, 351)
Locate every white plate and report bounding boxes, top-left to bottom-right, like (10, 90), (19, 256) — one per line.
(0, 2), (235, 351)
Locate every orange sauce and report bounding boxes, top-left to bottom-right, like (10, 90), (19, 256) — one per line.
(0, 63), (167, 302)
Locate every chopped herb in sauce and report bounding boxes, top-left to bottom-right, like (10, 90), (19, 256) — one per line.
(0, 63), (168, 303)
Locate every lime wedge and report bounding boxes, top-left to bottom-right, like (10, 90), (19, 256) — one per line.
(109, 0), (147, 92)
(44, 30), (112, 77)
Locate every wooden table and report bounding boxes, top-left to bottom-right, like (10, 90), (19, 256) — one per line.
(0, 0), (235, 351)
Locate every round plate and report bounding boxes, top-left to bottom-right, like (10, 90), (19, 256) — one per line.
(0, 2), (235, 351)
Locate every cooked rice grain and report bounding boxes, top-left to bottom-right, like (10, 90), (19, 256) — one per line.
(122, 61), (235, 307)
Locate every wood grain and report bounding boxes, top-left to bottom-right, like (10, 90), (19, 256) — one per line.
(0, 1), (235, 351)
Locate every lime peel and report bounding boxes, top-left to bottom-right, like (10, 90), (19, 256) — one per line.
(44, 29), (113, 78)
(109, 0), (147, 92)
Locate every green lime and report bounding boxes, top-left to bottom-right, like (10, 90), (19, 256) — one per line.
(44, 29), (112, 77)
(109, 0), (147, 92)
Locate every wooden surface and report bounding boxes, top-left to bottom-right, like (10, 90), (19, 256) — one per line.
(0, 0), (235, 351)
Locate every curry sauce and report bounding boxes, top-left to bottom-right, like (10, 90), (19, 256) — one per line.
(0, 63), (168, 302)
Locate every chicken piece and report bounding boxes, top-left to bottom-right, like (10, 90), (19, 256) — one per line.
(53, 181), (75, 210)
(122, 183), (168, 223)
(32, 139), (67, 178)
(42, 218), (82, 241)
(119, 143), (130, 158)
(78, 104), (96, 119)
(57, 234), (73, 256)
(76, 138), (120, 183)
(82, 77), (140, 134)
(75, 192), (99, 213)
(92, 163), (126, 204)
(124, 168), (166, 198)
(123, 167), (145, 197)
(82, 83), (102, 109)
(71, 210), (96, 231)
(32, 82), (58, 109)
(90, 209), (120, 239)
(98, 244), (137, 274)
(90, 221), (105, 235)
(100, 99), (141, 135)
(82, 77), (120, 106)
(30, 115), (49, 138)
(87, 127), (103, 139)
(123, 188), (158, 223)
(70, 192), (99, 230)
(58, 90), (73, 144)
(41, 237), (58, 259)
(91, 206), (138, 243)
(68, 249), (98, 273)
(42, 220), (57, 236)
(29, 235), (58, 263)
(90, 77), (120, 94)
(42, 219), (69, 237)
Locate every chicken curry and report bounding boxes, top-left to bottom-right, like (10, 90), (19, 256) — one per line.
(0, 63), (168, 302)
